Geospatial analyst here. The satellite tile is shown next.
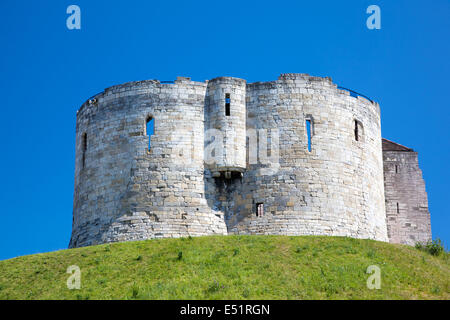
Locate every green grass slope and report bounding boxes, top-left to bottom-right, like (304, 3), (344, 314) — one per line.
(0, 235), (448, 300)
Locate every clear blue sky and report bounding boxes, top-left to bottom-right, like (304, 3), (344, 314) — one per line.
(0, 0), (448, 260)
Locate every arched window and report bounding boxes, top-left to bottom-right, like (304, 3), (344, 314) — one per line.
(146, 116), (154, 151)
(354, 119), (363, 142)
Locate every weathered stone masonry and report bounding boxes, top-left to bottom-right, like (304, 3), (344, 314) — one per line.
(69, 74), (431, 248)
(382, 139), (431, 246)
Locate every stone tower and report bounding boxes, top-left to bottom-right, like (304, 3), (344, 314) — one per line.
(382, 139), (432, 245)
(69, 73), (430, 248)
(70, 77), (227, 248)
(205, 77), (247, 177)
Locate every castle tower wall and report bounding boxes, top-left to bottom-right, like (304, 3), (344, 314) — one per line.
(70, 78), (226, 248)
(218, 74), (388, 241)
(382, 140), (431, 245)
(70, 73), (406, 248)
(205, 77), (247, 175)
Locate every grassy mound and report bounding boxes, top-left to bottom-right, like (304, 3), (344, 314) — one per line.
(0, 235), (448, 299)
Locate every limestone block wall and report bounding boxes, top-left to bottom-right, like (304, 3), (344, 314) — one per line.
(69, 78), (227, 248)
(211, 74), (388, 242)
(382, 140), (431, 245)
(70, 73), (402, 248)
(205, 77), (247, 174)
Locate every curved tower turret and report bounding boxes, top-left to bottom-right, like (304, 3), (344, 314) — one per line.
(205, 77), (246, 178)
(218, 73), (388, 241)
(70, 78), (227, 248)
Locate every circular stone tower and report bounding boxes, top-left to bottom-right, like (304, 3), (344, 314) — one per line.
(70, 73), (388, 248)
(217, 73), (388, 241)
(69, 77), (227, 248)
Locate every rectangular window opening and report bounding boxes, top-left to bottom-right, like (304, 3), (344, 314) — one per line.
(256, 203), (264, 217)
(225, 93), (231, 116)
(146, 117), (155, 151)
(395, 165), (399, 174)
(396, 202), (400, 214)
(306, 119), (312, 152)
(82, 133), (87, 169)
(354, 120), (359, 141)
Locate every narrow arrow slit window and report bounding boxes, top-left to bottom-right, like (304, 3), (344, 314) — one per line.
(146, 116), (154, 151)
(225, 93), (231, 116)
(81, 133), (87, 169)
(306, 118), (312, 152)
